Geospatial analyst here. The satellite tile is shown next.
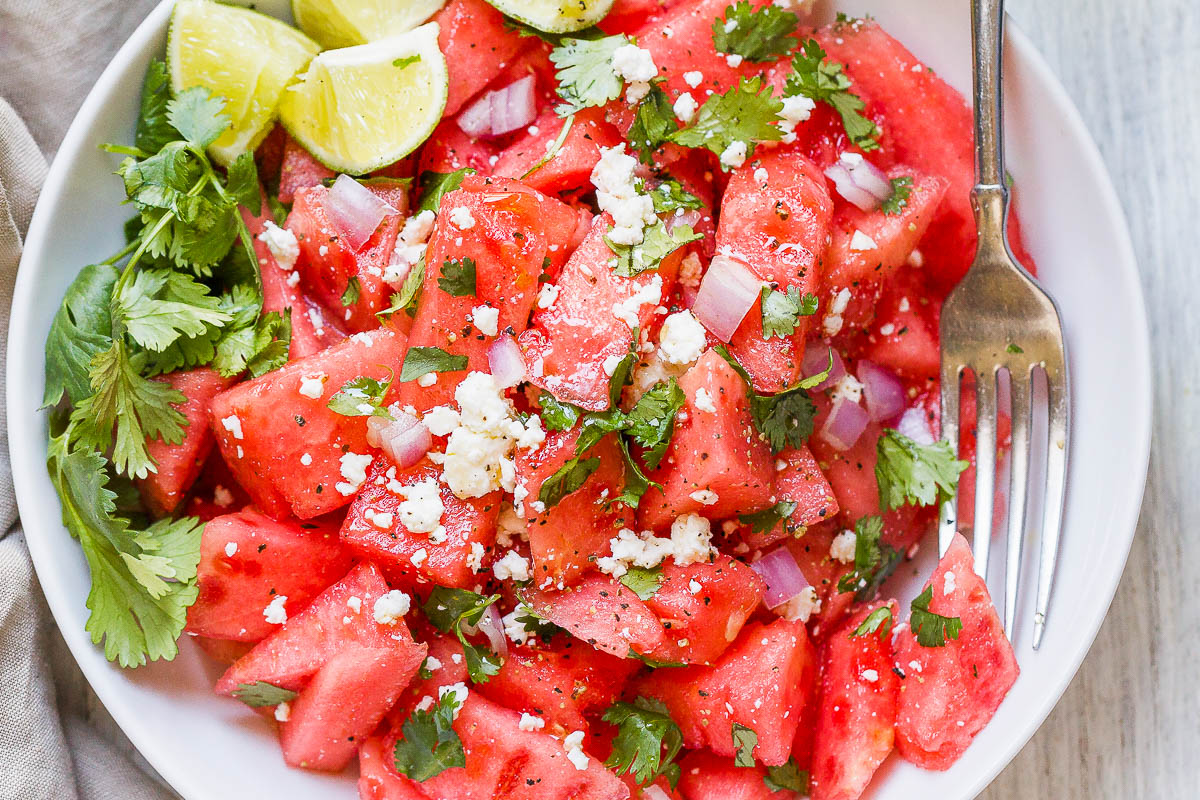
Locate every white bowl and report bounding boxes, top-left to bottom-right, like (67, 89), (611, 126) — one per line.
(7, 0), (1151, 798)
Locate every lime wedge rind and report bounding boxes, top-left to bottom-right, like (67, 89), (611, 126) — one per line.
(485, 0), (615, 33)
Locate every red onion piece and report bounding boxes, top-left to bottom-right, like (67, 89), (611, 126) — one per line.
(820, 395), (870, 451)
(324, 174), (399, 252)
(750, 547), (812, 608)
(802, 341), (845, 391)
(641, 787), (672, 800)
(665, 208), (702, 233)
(457, 76), (537, 139)
(896, 405), (936, 445)
(824, 155), (893, 212)
(693, 254), (762, 342)
(463, 603), (508, 659)
(457, 92), (494, 138)
(366, 411), (431, 469)
(857, 359), (906, 422)
(487, 334), (526, 388)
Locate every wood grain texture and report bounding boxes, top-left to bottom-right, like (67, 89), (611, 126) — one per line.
(982, 0), (1198, 797)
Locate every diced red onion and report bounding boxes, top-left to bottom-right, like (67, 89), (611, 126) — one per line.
(325, 174), (399, 252)
(693, 254), (763, 342)
(857, 359), (906, 422)
(802, 341), (845, 391)
(824, 155), (893, 212)
(366, 411), (431, 469)
(462, 603), (508, 659)
(820, 395), (870, 451)
(641, 787), (672, 800)
(896, 405), (936, 445)
(750, 547), (812, 608)
(457, 76), (537, 139)
(487, 334), (526, 388)
(666, 208), (702, 233)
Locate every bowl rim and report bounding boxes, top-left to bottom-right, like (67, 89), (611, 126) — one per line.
(7, 2), (1153, 798)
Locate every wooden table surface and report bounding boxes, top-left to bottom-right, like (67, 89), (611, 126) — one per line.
(8, 0), (1194, 797)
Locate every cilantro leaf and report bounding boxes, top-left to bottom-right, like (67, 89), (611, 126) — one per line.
(606, 220), (702, 278)
(750, 387), (817, 453)
(764, 760), (810, 793)
(625, 379), (684, 470)
(232, 682), (298, 708)
(400, 346), (468, 382)
(422, 587), (504, 683)
(134, 60), (176, 154)
(875, 429), (968, 510)
(738, 500), (799, 537)
(43, 263), (117, 407)
(47, 430), (202, 667)
(851, 606), (895, 640)
(603, 697), (684, 788)
(880, 176), (914, 215)
(628, 84), (679, 163)
(513, 602), (562, 642)
(910, 586), (963, 647)
(115, 268), (231, 352)
(437, 257), (477, 297)
(784, 39), (879, 151)
(760, 285), (818, 339)
(340, 276), (361, 306)
(328, 375), (393, 418)
(731, 723), (757, 767)
(620, 565), (664, 601)
(607, 333), (640, 407)
(416, 168), (475, 214)
(712, 1), (800, 63)
(393, 691), (466, 781)
(211, 302), (291, 379)
(836, 516), (903, 602)
(225, 152), (262, 211)
(537, 392), (584, 432)
(670, 76), (782, 161)
(614, 435), (658, 509)
(378, 254), (426, 320)
(551, 34), (632, 115)
(650, 179), (702, 214)
(167, 87), (230, 150)
(538, 456), (601, 509)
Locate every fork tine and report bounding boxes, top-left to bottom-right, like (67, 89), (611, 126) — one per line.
(1033, 367), (1070, 649)
(1003, 368), (1032, 636)
(971, 368), (999, 580)
(938, 364), (962, 557)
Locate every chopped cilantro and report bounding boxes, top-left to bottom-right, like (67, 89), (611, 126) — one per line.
(1007, 343), (1024, 354)
(377, 253), (425, 321)
(875, 429), (968, 510)
(399, 346), (468, 382)
(910, 585), (963, 647)
(421, 587), (503, 683)
(628, 84), (679, 163)
(327, 374), (392, 418)
(670, 76), (783, 162)
(712, 1), (800, 63)
(880, 176), (914, 215)
(603, 697), (684, 788)
(620, 565), (665, 601)
(738, 500), (799, 536)
(784, 39), (880, 151)
(340, 276), (361, 306)
(392, 691), (466, 781)
(850, 606), (895, 640)
(650, 179), (703, 214)
(232, 682), (297, 708)
(551, 34), (632, 115)
(537, 391), (584, 432)
(760, 285), (818, 339)
(624, 378), (684, 470)
(731, 723), (758, 767)
(836, 516), (903, 602)
(606, 220), (703, 277)
(538, 456), (602, 510)
(437, 257), (477, 297)
(764, 759), (810, 793)
(416, 168), (474, 214)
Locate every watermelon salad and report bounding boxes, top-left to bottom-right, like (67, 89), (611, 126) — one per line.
(40, 1), (1031, 798)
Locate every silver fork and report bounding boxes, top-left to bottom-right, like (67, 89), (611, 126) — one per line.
(937, 0), (1070, 650)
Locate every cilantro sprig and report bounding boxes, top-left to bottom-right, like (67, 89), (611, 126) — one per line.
(784, 39), (880, 152)
(421, 587), (504, 683)
(760, 285), (818, 339)
(836, 515), (903, 602)
(603, 697), (684, 788)
(437, 257), (477, 297)
(712, 2), (800, 63)
(881, 176), (914, 215)
(875, 429), (968, 510)
(738, 500), (799, 537)
(732, 723), (758, 767)
(232, 682), (298, 708)
(910, 585), (963, 647)
(393, 691), (467, 781)
(671, 76), (783, 164)
(850, 605), (895, 640)
(714, 345), (831, 453)
(551, 34), (633, 115)
(764, 760), (810, 793)
(327, 374), (393, 418)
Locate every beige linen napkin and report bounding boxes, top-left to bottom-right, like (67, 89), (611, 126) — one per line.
(1, 0), (179, 797)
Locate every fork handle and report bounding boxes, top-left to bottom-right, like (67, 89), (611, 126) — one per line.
(972, 0), (1009, 239)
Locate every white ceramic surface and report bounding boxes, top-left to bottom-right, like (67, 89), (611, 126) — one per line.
(6, 0), (1152, 798)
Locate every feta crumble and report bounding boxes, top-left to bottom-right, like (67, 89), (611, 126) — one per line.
(673, 92), (698, 123)
(774, 586), (821, 623)
(493, 550), (531, 582)
(472, 304), (499, 337)
(417, 372), (438, 388)
(518, 712), (545, 731)
(220, 415), (244, 440)
(563, 730), (589, 771)
(849, 230), (878, 251)
(694, 387), (717, 413)
(830, 530), (857, 563)
(466, 541), (486, 572)
(612, 274), (663, 329)
(683, 71), (704, 88)
(778, 95), (817, 143)
(396, 477), (445, 534)
(537, 282), (560, 310)
(449, 206), (476, 230)
(274, 702), (291, 722)
(258, 221), (300, 271)
(263, 595), (288, 625)
(298, 373), (326, 399)
(830, 374), (864, 405)
(591, 144), (657, 246)
(224, 541), (238, 558)
(372, 590), (412, 625)
(611, 43), (658, 104)
(719, 140), (749, 170)
(658, 310), (706, 365)
(335, 452), (373, 496)
(385, 210), (436, 285)
(689, 489), (719, 506)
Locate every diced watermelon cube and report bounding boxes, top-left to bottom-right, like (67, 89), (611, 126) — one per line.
(636, 617), (818, 766)
(849, 270), (941, 382)
(280, 642), (426, 772)
(215, 562), (415, 694)
(434, 0), (525, 116)
(416, 119), (506, 175)
(677, 751), (793, 800)
(717, 149), (834, 393)
(209, 326), (407, 520)
(398, 176), (584, 413)
(516, 427), (630, 588)
(359, 735), (432, 800)
(493, 108), (624, 195)
(524, 573), (670, 660)
(136, 368), (235, 515)
(186, 508), (353, 642)
(477, 637), (639, 733)
(809, 603), (900, 800)
(638, 348), (775, 531)
(279, 133), (335, 204)
(341, 458), (500, 589)
(894, 533), (1019, 770)
(644, 556), (765, 665)
(741, 445), (839, 549)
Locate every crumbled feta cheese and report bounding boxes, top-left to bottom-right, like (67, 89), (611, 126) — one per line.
(693, 387), (717, 413)
(258, 221), (300, 271)
(336, 452), (373, 496)
(472, 304), (499, 337)
(689, 489), (719, 506)
(466, 541), (486, 572)
(899, 297), (911, 312)
(597, 516), (715, 578)
(496, 503), (527, 548)
(830, 374), (864, 405)
(658, 310), (706, 365)
(683, 70), (703, 88)
(612, 274), (663, 329)
(347, 596), (362, 613)
(563, 730), (589, 771)
(300, 453), (313, 466)
(414, 696), (434, 712)
(775, 586), (821, 622)
(944, 570), (957, 596)
(372, 590), (412, 625)
(754, 167), (769, 184)
(286, 270), (301, 288)
(908, 248), (925, 268)
(518, 712), (545, 731)
(385, 210), (437, 285)
(417, 372), (438, 388)
(517, 415), (545, 451)
(396, 477), (445, 534)
(492, 550), (531, 582)
(537, 282), (560, 310)
(224, 541), (238, 558)
(213, 485), (234, 507)
(274, 702), (291, 722)
(611, 43), (658, 104)
(861, 669), (880, 683)
(688, 579), (703, 595)
(502, 606), (531, 645)
(431, 372), (536, 498)
(298, 373), (326, 399)
(723, 18), (739, 33)
(423, 405), (461, 437)
(449, 206), (476, 230)
(719, 140), (748, 170)
(849, 230), (877, 251)
(263, 595), (288, 625)
(673, 92), (698, 123)
(307, 307), (325, 333)
(778, 95), (816, 143)
(830, 530), (857, 563)
(725, 53), (744, 68)
(411, 548), (428, 566)
(823, 287), (852, 337)
(602, 354), (625, 376)
(591, 144), (657, 246)
(425, 656), (442, 671)
(220, 415), (244, 440)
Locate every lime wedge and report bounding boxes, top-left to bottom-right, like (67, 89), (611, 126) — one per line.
(292, 0), (446, 49)
(168, 0), (320, 165)
(278, 23), (448, 174)
(484, 0), (614, 33)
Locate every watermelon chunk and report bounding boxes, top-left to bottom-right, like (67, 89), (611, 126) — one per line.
(493, 108), (624, 195)
(810, 603), (900, 800)
(209, 326), (407, 519)
(524, 574), (669, 660)
(416, 119), (506, 175)
(278, 133), (335, 204)
(717, 149), (834, 393)
(638, 348), (775, 532)
(398, 176), (584, 413)
(477, 637), (639, 734)
(677, 751), (793, 800)
(136, 368), (235, 515)
(215, 562), (415, 694)
(519, 213), (680, 412)
(636, 618), (818, 765)
(280, 643), (426, 772)
(340, 458), (501, 589)
(435, 0), (525, 116)
(850, 270), (941, 382)
(644, 556), (765, 665)
(359, 736), (431, 800)
(186, 508), (352, 642)
(894, 533), (1019, 769)
(741, 445), (839, 549)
